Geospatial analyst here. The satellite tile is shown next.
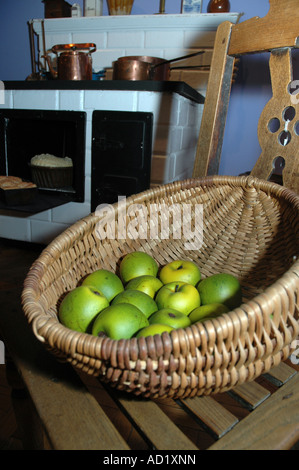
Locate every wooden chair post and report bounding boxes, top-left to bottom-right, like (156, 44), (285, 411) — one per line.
(192, 21), (234, 178)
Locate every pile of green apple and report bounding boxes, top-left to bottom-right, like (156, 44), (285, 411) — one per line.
(58, 251), (242, 340)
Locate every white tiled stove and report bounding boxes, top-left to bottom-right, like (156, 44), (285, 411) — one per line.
(0, 13), (241, 244)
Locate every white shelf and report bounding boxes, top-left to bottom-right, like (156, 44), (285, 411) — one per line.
(32, 12), (242, 34)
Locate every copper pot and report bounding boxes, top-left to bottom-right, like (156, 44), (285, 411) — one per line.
(112, 51), (205, 81)
(112, 56), (169, 81)
(43, 43), (96, 80)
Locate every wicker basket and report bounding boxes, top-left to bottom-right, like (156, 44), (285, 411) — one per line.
(22, 176), (299, 399)
(29, 164), (73, 189)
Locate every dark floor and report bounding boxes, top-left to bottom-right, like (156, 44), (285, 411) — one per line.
(0, 238), (44, 450)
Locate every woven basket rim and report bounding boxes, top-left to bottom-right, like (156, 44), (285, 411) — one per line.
(21, 175), (299, 393)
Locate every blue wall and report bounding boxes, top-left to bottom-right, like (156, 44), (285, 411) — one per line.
(0, 0), (274, 176)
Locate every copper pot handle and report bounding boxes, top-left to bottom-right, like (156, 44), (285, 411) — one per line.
(152, 50), (205, 70)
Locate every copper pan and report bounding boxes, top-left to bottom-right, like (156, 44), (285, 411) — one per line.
(112, 51), (205, 81)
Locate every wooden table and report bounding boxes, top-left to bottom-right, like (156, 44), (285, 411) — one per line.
(0, 240), (298, 451)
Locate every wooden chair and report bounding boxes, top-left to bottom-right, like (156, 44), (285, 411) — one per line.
(192, 0), (299, 194)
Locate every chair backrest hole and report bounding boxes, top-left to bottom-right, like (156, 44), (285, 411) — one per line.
(294, 120), (299, 135)
(272, 156), (285, 174)
(268, 117), (280, 133)
(269, 156), (285, 184)
(287, 80), (299, 104)
(282, 105), (296, 122)
(278, 130), (291, 145)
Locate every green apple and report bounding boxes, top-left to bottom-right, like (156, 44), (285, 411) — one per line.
(92, 303), (149, 340)
(155, 281), (201, 316)
(149, 308), (191, 329)
(159, 259), (201, 286)
(125, 275), (163, 298)
(189, 303), (229, 324)
(135, 324), (174, 338)
(81, 268), (124, 302)
(196, 273), (242, 310)
(119, 251), (158, 284)
(58, 286), (109, 333)
(111, 289), (158, 318)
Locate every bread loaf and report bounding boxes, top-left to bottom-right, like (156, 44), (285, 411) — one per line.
(0, 176), (37, 190)
(30, 154), (73, 168)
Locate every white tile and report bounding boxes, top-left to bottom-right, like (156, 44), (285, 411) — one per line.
(152, 124), (170, 153)
(137, 92), (179, 126)
(123, 48), (164, 58)
(52, 202), (91, 224)
(13, 90), (59, 110)
(181, 126), (199, 151)
(108, 31), (145, 48)
(128, 48), (165, 59)
(0, 90), (13, 108)
(180, 69), (209, 93)
(183, 30), (216, 48)
(173, 148), (196, 177)
(151, 154), (168, 183)
(92, 50), (124, 70)
(30, 219), (69, 245)
(84, 175), (91, 202)
(145, 30), (184, 49)
(169, 126), (183, 153)
(59, 90), (84, 110)
(151, 153), (175, 184)
(72, 32), (107, 49)
(137, 92), (162, 115)
(163, 154), (175, 183)
(178, 100), (189, 127)
(30, 210), (52, 221)
(188, 102), (203, 127)
(172, 167), (193, 181)
(84, 90), (138, 111)
(85, 147), (92, 177)
(84, 117), (93, 154)
(94, 49), (126, 69)
(45, 33), (73, 49)
(0, 215), (31, 242)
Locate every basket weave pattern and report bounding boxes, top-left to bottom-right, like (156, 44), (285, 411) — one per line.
(22, 176), (299, 399)
(30, 165), (73, 189)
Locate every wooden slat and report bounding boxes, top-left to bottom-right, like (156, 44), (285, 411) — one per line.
(229, 0), (299, 55)
(115, 393), (199, 450)
(209, 372), (299, 450)
(26, 364), (130, 450)
(263, 360), (298, 387)
(228, 381), (270, 411)
(179, 396), (238, 439)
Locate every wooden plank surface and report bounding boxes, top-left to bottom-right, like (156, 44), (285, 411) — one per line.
(209, 371), (299, 450)
(1, 312), (130, 450)
(228, 381), (270, 410)
(264, 362), (297, 387)
(115, 393), (199, 450)
(179, 395), (238, 439)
